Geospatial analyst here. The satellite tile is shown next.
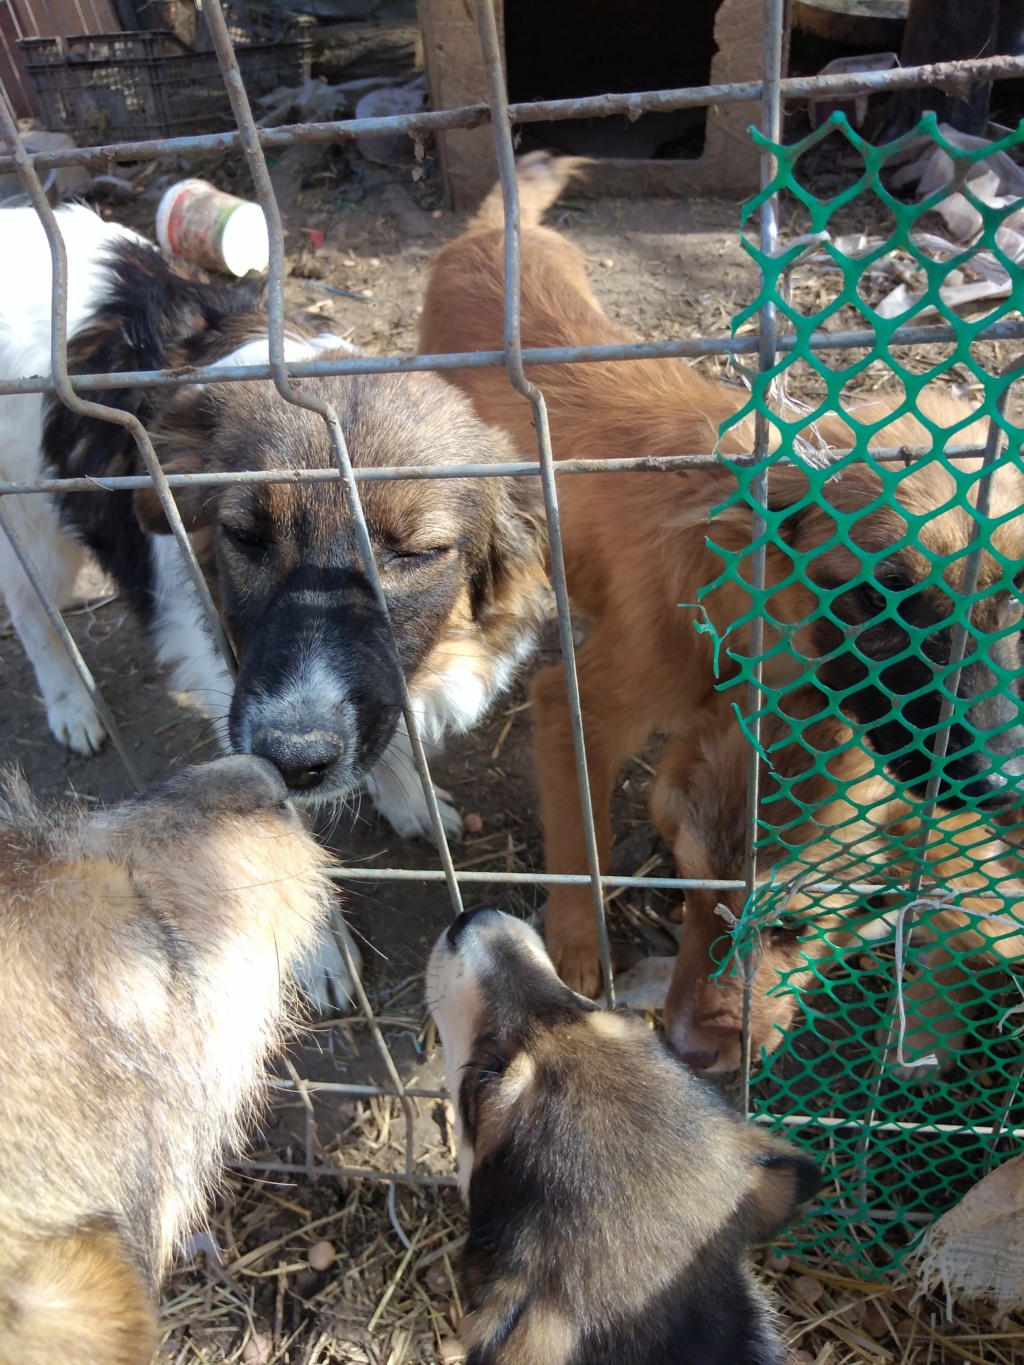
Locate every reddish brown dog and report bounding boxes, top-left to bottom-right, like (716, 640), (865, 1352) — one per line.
(419, 154), (1024, 1067)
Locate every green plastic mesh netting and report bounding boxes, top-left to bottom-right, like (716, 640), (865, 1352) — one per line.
(704, 113), (1024, 1274)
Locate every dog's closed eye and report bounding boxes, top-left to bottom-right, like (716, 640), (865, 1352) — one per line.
(463, 1046), (511, 1091)
(380, 544), (456, 568)
(221, 522), (273, 556)
(458, 1044), (512, 1145)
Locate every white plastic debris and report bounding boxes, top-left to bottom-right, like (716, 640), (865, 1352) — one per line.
(875, 123), (1024, 320)
(808, 53), (899, 130)
(257, 75), (352, 126)
(613, 955), (675, 1011)
(909, 1153), (1024, 1321)
(354, 77), (428, 166)
(256, 75), (413, 128)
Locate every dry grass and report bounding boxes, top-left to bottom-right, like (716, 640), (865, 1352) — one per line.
(161, 1093), (465, 1365)
(159, 1087), (1024, 1365)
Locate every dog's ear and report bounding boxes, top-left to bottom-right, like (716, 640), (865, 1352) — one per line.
(762, 463), (815, 549)
(134, 385), (219, 534)
(469, 459), (550, 628)
(737, 1127), (821, 1245)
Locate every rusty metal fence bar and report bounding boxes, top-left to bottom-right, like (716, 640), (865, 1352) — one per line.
(1, 0), (1022, 1215)
(5, 51), (1024, 177)
(472, 0), (614, 1002)
(736, 0), (786, 1112)
(0, 443), (1005, 497)
(4, 316), (1024, 398)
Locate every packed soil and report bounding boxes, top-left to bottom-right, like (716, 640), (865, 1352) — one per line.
(3, 140), (1022, 1363)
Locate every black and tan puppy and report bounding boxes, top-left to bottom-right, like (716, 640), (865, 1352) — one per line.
(0, 756), (339, 1365)
(427, 908), (820, 1365)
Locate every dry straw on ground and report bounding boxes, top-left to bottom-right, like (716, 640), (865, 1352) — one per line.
(159, 1083), (1024, 1365)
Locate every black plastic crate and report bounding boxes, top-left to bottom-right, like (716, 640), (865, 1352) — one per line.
(19, 26), (311, 142)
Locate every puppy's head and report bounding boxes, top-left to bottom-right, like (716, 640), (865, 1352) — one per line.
(764, 458), (1024, 810)
(662, 695), (845, 1073)
(663, 885), (816, 1076)
(137, 366), (546, 801)
(427, 909), (818, 1365)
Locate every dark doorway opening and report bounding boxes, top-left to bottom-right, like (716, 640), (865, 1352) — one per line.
(505, 0), (724, 160)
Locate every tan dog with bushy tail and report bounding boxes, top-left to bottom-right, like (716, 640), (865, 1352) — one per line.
(0, 756), (339, 1365)
(420, 154), (1023, 1027)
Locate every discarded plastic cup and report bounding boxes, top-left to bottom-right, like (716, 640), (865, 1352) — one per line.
(156, 179), (269, 277)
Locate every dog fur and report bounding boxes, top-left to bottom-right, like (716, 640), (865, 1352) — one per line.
(0, 754), (338, 1364)
(418, 153), (1024, 1003)
(0, 206), (550, 849)
(427, 908), (820, 1365)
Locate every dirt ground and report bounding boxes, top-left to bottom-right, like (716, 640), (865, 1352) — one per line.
(3, 140), (1023, 1363)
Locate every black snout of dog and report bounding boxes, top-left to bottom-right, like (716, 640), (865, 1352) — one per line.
(226, 579), (405, 798)
(250, 727), (344, 790)
(864, 691), (1024, 809)
(955, 676), (1024, 805)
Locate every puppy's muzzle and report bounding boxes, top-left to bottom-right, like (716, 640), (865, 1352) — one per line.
(446, 905), (501, 950)
(251, 726), (345, 791)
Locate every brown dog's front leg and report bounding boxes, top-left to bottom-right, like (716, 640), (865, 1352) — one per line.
(531, 636), (650, 997)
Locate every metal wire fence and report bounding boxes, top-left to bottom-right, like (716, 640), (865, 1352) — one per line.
(2, 0), (1024, 1278)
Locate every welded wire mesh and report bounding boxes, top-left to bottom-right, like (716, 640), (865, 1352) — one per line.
(1, 0), (1024, 1287)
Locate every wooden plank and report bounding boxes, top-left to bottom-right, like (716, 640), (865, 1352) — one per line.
(418, 0), (503, 210)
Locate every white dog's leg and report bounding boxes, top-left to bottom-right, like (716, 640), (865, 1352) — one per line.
(364, 716), (463, 841)
(291, 903), (363, 1016)
(150, 536), (233, 745)
(0, 490), (106, 754)
(297, 718), (463, 1015)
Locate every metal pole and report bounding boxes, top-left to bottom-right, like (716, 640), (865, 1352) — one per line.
(738, 0), (785, 1116)
(473, 0), (615, 1006)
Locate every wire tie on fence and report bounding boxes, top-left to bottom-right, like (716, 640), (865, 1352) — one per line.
(714, 902), (740, 928)
(891, 902), (940, 1071)
(998, 1000), (1024, 1037)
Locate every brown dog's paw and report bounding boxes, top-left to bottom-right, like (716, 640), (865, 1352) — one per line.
(551, 941), (605, 998)
(545, 920), (604, 997)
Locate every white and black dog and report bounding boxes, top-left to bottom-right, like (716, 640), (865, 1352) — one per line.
(427, 908), (820, 1365)
(0, 205), (550, 1004)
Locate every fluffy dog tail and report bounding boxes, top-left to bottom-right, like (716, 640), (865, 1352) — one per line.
(0, 1227), (157, 1365)
(468, 151), (590, 232)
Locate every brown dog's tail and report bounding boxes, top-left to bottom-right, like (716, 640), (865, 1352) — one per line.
(0, 1226), (157, 1365)
(468, 150), (591, 232)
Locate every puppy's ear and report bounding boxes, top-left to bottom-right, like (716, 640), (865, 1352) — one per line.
(134, 385), (219, 534)
(738, 1127), (821, 1245)
(458, 1039), (512, 1152)
(469, 461), (549, 628)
